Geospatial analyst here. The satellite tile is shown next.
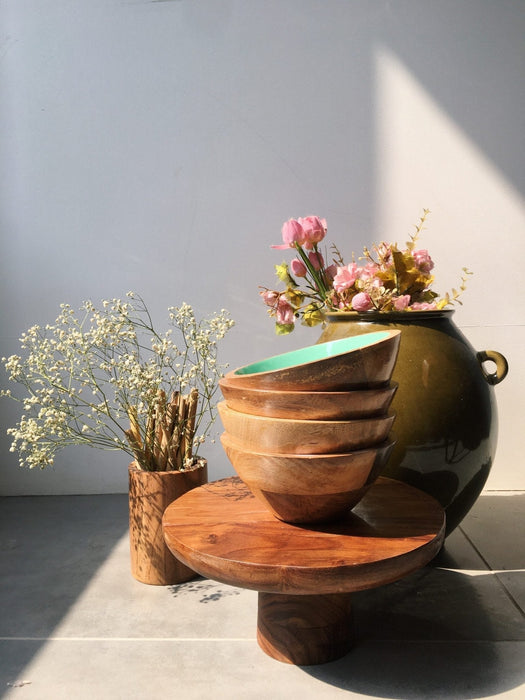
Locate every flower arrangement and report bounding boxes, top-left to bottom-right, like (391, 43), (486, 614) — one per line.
(2, 293), (234, 471)
(260, 209), (470, 334)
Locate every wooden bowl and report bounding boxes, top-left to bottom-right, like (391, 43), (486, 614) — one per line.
(217, 402), (395, 454)
(226, 329), (400, 391)
(219, 377), (397, 420)
(220, 433), (395, 523)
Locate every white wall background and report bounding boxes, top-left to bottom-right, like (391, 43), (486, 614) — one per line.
(1, 0), (523, 495)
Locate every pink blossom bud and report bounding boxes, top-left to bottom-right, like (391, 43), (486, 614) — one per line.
(298, 216), (327, 249)
(413, 249), (434, 273)
(271, 219), (306, 249)
(351, 292), (374, 312)
(325, 264), (337, 280)
(308, 251), (324, 270)
(393, 294), (411, 310)
(290, 259), (307, 277)
(276, 299), (295, 326)
(260, 290), (279, 307)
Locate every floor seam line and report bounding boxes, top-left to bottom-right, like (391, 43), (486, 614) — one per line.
(2, 637), (524, 643)
(0, 636), (256, 642)
(459, 526), (525, 617)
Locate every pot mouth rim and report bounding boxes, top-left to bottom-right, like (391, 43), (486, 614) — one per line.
(323, 309), (454, 322)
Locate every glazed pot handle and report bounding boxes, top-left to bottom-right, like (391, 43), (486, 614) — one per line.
(477, 350), (509, 385)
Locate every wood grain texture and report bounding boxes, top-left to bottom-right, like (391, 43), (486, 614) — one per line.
(220, 433), (394, 523)
(162, 477), (445, 595)
(257, 592), (353, 665)
(129, 462), (207, 585)
(218, 402), (395, 454)
(219, 377), (397, 420)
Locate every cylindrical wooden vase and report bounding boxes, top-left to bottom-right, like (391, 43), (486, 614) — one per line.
(128, 460), (208, 585)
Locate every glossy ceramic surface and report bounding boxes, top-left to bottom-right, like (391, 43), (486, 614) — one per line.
(219, 377), (397, 420)
(227, 329), (400, 390)
(220, 433), (394, 523)
(218, 401), (395, 454)
(318, 311), (508, 534)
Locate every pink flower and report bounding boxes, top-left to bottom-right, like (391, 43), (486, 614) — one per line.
(298, 216), (327, 249)
(260, 290), (296, 325)
(325, 264), (337, 280)
(276, 298), (295, 325)
(290, 259), (307, 277)
(358, 262), (380, 281)
(351, 292), (374, 312)
(308, 250), (324, 271)
(261, 290), (279, 307)
(411, 301), (437, 310)
(271, 219), (306, 250)
(413, 249), (434, 273)
(333, 263), (358, 292)
(393, 294), (411, 310)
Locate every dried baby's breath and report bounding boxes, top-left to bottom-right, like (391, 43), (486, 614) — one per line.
(2, 294), (234, 471)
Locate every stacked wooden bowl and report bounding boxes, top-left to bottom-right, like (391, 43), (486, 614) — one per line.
(219, 330), (401, 524)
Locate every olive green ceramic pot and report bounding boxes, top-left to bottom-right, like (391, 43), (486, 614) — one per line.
(317, 311), (508, 534)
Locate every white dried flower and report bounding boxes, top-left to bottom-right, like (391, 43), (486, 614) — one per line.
(2, 294), (234, 472)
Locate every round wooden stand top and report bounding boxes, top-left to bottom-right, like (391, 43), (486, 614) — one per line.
(163, 477), (445, 595)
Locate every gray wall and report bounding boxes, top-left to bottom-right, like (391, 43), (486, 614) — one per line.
(1, 0), (524, 494)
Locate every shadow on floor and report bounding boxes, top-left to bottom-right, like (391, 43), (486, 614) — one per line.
(0, 494), (129, 687)
(303, 494), (525, 698)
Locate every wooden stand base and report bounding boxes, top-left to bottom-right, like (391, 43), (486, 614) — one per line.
(163, 477), (445, 665)
(257, 592), (353, 665)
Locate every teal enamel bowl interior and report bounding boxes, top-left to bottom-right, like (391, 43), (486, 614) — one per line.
(234, 330), (394, 375)
(227, 329), (401, 391)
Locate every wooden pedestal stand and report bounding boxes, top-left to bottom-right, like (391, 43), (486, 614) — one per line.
(163, 477), (444, 664)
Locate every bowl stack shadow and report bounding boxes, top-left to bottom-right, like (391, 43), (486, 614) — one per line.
(218, 330), (401, 524)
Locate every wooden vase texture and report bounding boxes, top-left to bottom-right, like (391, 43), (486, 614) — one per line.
(318, 311), (508, 534)
(128, 460), (207, 585)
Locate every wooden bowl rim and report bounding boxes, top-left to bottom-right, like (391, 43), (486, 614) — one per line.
(230, 329), (400, 379)
(220, 433), (395, 460)
(218, 401), (395, 427)
(219, 377), (398, 398)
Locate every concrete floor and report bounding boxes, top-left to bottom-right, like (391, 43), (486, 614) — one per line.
(0, 488), (524, 700)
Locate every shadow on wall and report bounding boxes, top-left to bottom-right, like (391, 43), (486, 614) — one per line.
(1, 1), (523, 495)
(373, 0), (523, 197)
